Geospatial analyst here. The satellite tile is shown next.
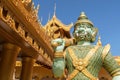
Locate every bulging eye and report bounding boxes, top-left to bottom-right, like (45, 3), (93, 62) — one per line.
(88, 26), (91, 28)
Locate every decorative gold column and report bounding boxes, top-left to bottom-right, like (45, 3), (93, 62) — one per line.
(20, 57), (35, 80)
(0, 43), (21, 80)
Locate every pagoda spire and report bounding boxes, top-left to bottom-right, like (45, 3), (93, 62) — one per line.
(53, 3), (56, 17)
(97, 32), (102, 46)
(39, 17), (43, 26)
(47, 13), (51, 22)
(97, 36), (102, 46)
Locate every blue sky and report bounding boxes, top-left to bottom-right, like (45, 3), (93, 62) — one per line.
(33, 0), (120, 56)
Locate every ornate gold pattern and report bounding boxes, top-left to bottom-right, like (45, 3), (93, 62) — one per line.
(0, 0), (53, 66)
(82, 69), (99, 80)
(66, 70), (79, 80)
(16, 61), (42, 67)
(67, 45), (99, 80)
(0, 0), (120, 79)
(73, 59), (88, 71)
(54, 52), (64, 58)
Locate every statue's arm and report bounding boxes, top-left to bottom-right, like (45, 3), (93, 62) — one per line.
(51, 38), (66, 78)
(52, 58), (65, 78)
(112, 76), (120, 80)
(103, 52), (120, 80)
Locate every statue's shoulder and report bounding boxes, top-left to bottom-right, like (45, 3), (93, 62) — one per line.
(102, 44), (111, 60)
(65, 45), (77, 50)
(64, 45), (76, 58)
(64, 45), (76, 55)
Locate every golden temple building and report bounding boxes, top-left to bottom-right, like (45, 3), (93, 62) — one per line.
(0, 0), (120, 80)
(43, 14), (73, 40)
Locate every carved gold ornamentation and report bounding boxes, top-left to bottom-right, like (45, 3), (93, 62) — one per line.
(18, 26), (25, 38)
(39, 47), (44, 54)
(6, 15), (15, 29)
(67, 45), (99, 80)
(54, 52), (64, 58)
(1, 7), (8, 21)
(33, 41), (39, 50)
(0, 0), (53, 67)
(16, 61), (41, 67)
(22, 0), (32, 4)
(12, 0), (19, 6)
(26, 35), (32, 44)
(26, 15), (32, 22)
(73, 59), (88, 71)
(44, 53), (48, 58)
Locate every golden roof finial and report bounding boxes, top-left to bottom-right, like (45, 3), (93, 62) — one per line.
(53, 3), (56, 17)
(22, 0), (32, 4)
(35, 4), (40, 15)
(38, 17), (43, 27)
(97, 32), (102, 46)
(40, 17), (43, 24)
(37, 4), (40, 11)
(31, 2), (34, 10)
(47, 13), (51, 22)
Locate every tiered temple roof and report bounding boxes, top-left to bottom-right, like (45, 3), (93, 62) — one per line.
(43, 13), (73, 40)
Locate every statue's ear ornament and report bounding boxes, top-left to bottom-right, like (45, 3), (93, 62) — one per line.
(93, 28), (98, 35)
(91, 27), (98, 42)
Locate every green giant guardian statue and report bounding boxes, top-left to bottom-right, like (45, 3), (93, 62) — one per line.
(51, 12), (120, 80)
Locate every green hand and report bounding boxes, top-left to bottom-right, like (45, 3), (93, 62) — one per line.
(51, 38), (65, 52)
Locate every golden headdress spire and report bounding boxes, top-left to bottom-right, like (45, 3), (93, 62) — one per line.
(75, 12), (93, 26)
(79, 12), (87, 19)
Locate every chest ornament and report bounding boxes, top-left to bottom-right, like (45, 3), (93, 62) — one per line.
(73, 59), (88, 71)
(67, 45), (99, 80)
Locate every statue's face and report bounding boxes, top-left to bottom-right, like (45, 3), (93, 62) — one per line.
(73, 23), (98, 42)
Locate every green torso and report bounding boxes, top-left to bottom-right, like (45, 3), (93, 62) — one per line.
(65, 45), (104, 80)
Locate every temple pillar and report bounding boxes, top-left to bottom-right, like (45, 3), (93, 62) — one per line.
(0, 43), (21, 80)
(20, 57), (35, 80)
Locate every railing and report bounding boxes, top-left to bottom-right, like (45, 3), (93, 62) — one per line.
(0, 0), (54, 67)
